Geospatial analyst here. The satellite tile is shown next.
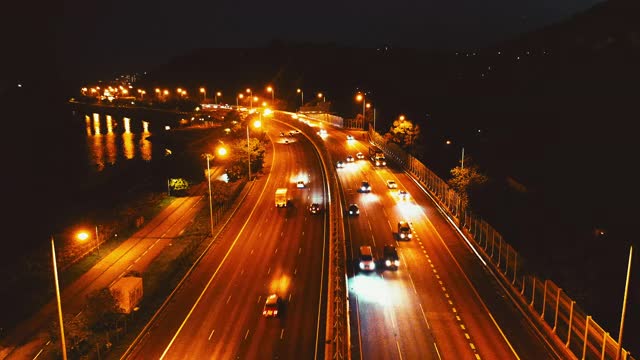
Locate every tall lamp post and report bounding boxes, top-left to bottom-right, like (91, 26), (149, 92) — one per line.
(203, 153), (215, 236)
(237, 93), (244, 109)
(246, 88), (253, 109)
(317, 92), (325, 102)
(215, 91), (221, 104)
(445, 139), (465, 169)
(267, 86), (275, 102)
(200, 87), (206, 102)
(356, 93), (366, 127)
(297, 88), (304, 107)
(246, 119), (262, 181)
(51, 236), (68, 360)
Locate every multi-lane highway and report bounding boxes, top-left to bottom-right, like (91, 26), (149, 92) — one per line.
(125, 120), (330, 359)
(309, 118), (562, 359)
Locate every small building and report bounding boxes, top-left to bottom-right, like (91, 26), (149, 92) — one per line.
(109, 276), (143, 314)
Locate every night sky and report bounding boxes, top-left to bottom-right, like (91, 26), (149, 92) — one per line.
(7, 0), (605, 90)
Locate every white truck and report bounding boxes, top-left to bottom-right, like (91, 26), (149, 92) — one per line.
(275, 188), (288, 207)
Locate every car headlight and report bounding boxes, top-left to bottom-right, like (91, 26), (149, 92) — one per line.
(408, 234), (412, 238)
(394, 260), (400, 266)
(359, 262), (365, 269)
(385, 260), (391, 266)
(400, 233), (405, 238)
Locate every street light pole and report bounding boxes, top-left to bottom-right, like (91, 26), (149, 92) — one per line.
(246, 89), (252, 109)
(94, 225), (100, 255)
(461, 147), (465, 170)
(297, 88), (304, 107)
(51, 236), (68, 360)
(616, 245), (633, 360)
(205, 154), (214, 236)
(373, 107), (376, 132)
(246, 125), (251, 181)
(215, 91), (221, 104)
(267, 86), (275, 102)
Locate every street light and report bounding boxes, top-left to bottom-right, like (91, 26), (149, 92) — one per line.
(296, 88), (304, 107)
(266, 86), (275, 102)
(76, 226), (100, 255)
(246, 88), (252, 109)
(200, 87), (206, 101)
(317, 92), (325, 102)
(51, 235), (68, 360)
(356, 93), (366, 125)
(247, 119), (262, 181)
(444, 139), (465, 169)
(237, 93), (244, 109)
(215, 91), (221, 104)
(203, 153), (215, 236)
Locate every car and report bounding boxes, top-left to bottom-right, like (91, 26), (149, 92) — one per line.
(284, 139), (289, 144)
(346, 134), (354, 140)
(263, 294), (281, 317)
(346, 155), (354, 162)
(309, 203), (321, 214)
(279, 132), (285, 137)
(386, 180), (398, 189)
(359, 181), (371, 193)
(336, 161), (345, 168)
(383, 245), (400, 270)
(397, 220), (412, 240)
(297, 180), (305, 188)
(356, 152), (364, 160)
(359, 246), (376, 271)
(397, 190), (409, 200)
(348, 204), (360, 215)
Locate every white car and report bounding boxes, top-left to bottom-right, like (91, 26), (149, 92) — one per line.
(386, 180), (398, 189)
(346, 134), (354, 140)
(356, 152), (364, 160)
(336, 161), (345, 168)
(346, 155), (354, 162)
(297, 180), (305, 188)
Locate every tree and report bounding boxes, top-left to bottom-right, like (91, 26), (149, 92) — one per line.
(48, 312), (91, 357)
(447, 156), (488, 211)
(384, 116), (420, 152)
(227, 137), (266, 179)
(85, 288), (123, 332)
(209, 180), (233, 204)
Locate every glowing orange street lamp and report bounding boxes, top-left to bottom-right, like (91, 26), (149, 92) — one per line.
(266, 86), (275, 102)
(200, 87), (206, 101)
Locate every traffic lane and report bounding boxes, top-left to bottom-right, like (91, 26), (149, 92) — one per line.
(157, 124), (327, 360)
(127, 138), (278, 360)
(362, 186), (475, 359)
(395, 170), (554, 359)
(341, 172), (442, 360)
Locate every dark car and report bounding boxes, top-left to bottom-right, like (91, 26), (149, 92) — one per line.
(383, 245), (400, 270)
(309, 203), (321, 214)
(359, 181), (371, 193)
(348, 204), (360, 216)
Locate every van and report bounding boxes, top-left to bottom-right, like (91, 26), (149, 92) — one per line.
(359, 246), (376, 271)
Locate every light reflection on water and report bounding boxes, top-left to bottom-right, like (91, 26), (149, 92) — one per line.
(84, 112), (154, 171)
